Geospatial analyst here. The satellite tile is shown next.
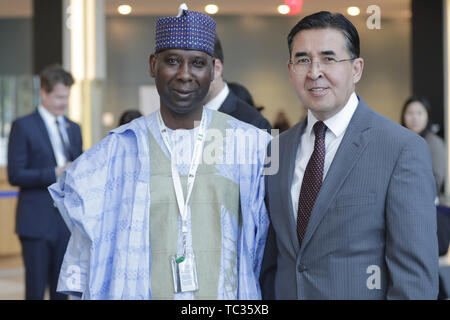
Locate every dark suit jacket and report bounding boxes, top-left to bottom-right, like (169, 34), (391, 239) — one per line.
(218, 91), (272, 131)
(260, 97), (438, 299)
(7, 110), (83, 238)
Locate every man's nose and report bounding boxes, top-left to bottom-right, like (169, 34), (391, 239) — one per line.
(307, 60), (323, 80)
(177, 62), (193, 82)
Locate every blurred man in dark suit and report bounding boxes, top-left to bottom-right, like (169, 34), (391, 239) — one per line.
(8, 64), (83, 299)
(204, 35), (272, 131)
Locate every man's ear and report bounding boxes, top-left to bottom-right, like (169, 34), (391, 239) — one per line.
(210, 58), (216, 82)
(40, 88), (48, 101)
(352, 57), (364, 84)
(149, 53), (157, 78)
(287, 60), (295, 84)
(213, 58), (223, 81)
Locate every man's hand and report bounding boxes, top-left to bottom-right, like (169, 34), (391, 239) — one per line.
(57, 162), (72, 178)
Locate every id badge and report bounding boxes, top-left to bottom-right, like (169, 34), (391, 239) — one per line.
(171, 252), (199, 293)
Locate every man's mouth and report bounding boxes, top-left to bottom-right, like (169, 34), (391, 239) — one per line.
(308, 87), (329, 96)
(309, 87), (328, 92)
(173, 88), (194, 98)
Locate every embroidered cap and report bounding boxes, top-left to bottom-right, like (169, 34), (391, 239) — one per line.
(155, 3), (216, 56)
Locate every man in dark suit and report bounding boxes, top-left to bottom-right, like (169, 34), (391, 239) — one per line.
(203, 35), (272, 131)
(7, 64), (83, 300)
(260, 11), (438, 299)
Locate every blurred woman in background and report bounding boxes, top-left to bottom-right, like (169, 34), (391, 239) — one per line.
(401, 96), (446, 194)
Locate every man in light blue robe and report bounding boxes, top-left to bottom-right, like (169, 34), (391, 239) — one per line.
(48, 5), (271, 300)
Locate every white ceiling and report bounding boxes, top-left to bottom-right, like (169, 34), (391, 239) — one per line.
(0, 0), (410, 18)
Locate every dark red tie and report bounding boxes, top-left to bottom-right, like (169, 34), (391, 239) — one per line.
(297, 121), (327, 248)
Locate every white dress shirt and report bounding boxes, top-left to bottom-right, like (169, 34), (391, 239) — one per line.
(38, 105), (70, 168)
(205, 83), (229, 111)
(290, 92), (359, 220)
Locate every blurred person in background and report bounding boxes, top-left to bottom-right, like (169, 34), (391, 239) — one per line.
(401, 96), (450, 300)
(228, 82), (255, 107)
(118, 109), (143, 126)
(7, 64), (82, 300)
(204, 34), (272, 131)
(401, 96), (446, 195)
(228, 81), (267, 113)
(273, 111), (291, 134)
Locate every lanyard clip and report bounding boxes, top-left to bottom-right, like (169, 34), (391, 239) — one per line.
(176, 232), (188, 264)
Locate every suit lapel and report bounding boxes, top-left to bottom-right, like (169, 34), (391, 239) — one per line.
(299, 100), (374, 254)
(218, 91), (238, 114)
(281, 120), (307, 255)
(33, 110), (57, 165)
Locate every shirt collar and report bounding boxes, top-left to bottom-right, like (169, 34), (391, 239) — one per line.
(306, 92), (359, 138)
(205, 83), (229, 111)
(38, 103), (61, 121)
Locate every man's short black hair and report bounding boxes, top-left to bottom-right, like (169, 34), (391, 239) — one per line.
(214, 34), (224, 64)
(40, 64), (74, 93)
(118, 109), (143, 126)
(287, 11), (360, 59)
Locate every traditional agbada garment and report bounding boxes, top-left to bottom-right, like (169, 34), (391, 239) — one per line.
(49, 108), (270, 299)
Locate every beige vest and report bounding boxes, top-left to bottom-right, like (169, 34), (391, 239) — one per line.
(149, 112), (240, 299)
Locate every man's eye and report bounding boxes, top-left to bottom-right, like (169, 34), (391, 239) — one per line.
(192, 60), (206, 68)
(296, 58), (310, 64)
(323, 57), (337, 63)
(166, 58), (179, 65)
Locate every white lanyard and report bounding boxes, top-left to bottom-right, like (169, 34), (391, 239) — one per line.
(157, 109), (207, 238)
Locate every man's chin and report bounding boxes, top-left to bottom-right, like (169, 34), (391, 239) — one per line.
(51, 111), (66, 117)
(166, 104), (202, 115)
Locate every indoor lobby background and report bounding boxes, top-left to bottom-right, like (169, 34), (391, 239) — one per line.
(0, 0), (449, 299)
